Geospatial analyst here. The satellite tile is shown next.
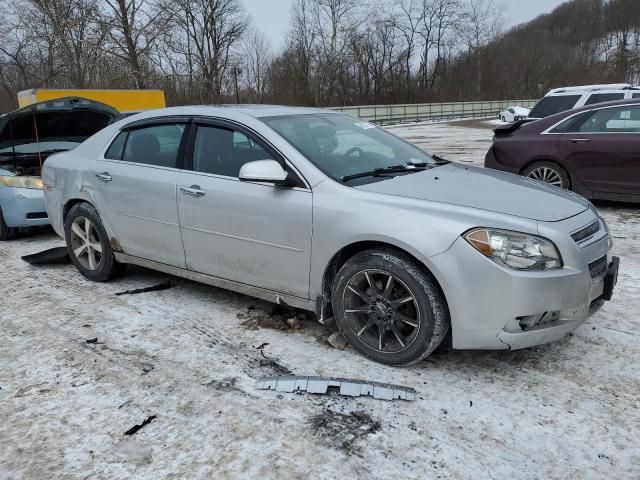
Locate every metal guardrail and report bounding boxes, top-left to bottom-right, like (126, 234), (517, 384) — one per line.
(328, 99), (538, 124)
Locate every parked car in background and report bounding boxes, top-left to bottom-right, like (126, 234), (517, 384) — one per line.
(499, 106), (530, 123)
(0, 97), (117, 240)
(44, 106), (618, 365)
(485, 98), (640, 203)
(527, 83), (640, 119)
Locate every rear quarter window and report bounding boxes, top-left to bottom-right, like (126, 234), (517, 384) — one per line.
(104, 131), (128, 159)
(584, 93), (625, 106)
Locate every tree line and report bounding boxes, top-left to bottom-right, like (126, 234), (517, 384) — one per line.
(0, 0), (639, 113)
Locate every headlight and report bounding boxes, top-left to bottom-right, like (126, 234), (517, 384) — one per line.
(0, 176), (44, 190)
(464, 228), (563, 271)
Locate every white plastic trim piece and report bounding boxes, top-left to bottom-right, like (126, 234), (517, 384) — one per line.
(256, 375), (417, 401)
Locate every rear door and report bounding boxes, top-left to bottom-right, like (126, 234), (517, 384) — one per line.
(558, 105), (640, 194)
(90, 118), (189, 267)
(176, 119), (313, 298)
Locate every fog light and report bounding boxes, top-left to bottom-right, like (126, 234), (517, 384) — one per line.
(517, 313), (547, 331)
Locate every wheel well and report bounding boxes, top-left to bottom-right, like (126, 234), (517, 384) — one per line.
(520, 158), (572, 188)
(62, 199), (89, 223)
(318, 241), (449, 321)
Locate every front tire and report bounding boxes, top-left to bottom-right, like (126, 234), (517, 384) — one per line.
(0, 207), (15, 241)
(332, 249), (450, 366)
(523, 161), (570, 190)
(64, 202), (124, 281)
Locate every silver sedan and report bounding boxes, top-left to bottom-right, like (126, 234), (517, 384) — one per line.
(42, 106), (619, 365)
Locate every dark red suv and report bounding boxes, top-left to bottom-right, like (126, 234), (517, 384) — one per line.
(485, 98), (640, 203)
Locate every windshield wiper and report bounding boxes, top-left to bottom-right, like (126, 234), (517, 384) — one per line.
(341, 164), (429, 182)
(431, 154), (450, 164)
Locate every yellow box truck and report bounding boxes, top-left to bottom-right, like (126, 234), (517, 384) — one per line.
(17, 88), (166, 112)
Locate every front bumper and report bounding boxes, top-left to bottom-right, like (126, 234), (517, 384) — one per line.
(428, 221), (616, 351)
(0, 185), (49, 228)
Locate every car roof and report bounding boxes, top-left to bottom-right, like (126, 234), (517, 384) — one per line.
(120, 104), (334, 122)
(546, 83), (640, 95)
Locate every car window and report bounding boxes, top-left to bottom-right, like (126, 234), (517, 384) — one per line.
(192, 125), (274, 177)
(105, 131), (128, 159)
(633, 93), (640, 98)
(549, 112), (591, 133)
(584, 93), (625, 106)
(577, 106), (640, 133)
(528, 95), (582, 118)
(121, 124), (185, 168)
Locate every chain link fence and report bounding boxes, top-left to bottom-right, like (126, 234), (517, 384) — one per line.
(328, 99), (538, 124)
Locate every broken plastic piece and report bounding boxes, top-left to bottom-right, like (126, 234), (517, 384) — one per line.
(115, 282), (172, 296)
(256, 375), (416, 401)
(123, 415), (156, 436)
(21, 247), (70, 265)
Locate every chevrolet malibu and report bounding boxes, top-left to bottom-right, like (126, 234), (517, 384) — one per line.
(43, 106), (619, 366)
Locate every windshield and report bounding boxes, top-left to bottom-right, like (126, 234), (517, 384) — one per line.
(260, 113), (437, 182)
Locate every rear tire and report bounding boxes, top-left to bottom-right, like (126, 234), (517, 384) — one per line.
(0, 207), (15, 241)
(523, 161), (570, 190)
(64, 202), (125, 281)
(332, 249), (450, 366)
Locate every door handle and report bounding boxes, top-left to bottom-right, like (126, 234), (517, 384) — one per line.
(570, 138), (591, 144)
(180, 185), (206, 197)
(96, 172), (112, 182)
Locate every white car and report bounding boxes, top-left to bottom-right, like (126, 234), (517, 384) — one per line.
(499, 106), (531, 123)
(528, 83), (640, 119)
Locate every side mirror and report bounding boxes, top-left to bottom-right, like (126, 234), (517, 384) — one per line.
(239, 159), (289, 185)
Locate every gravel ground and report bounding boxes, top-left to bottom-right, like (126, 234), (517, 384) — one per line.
(1, 119), (639, 480)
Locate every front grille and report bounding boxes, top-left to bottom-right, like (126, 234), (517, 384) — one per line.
(571, 221), (600, 243)
(589, 256), (607, 279)
(26, 212), (48, 219)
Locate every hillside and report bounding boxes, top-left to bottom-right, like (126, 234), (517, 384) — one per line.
(443, 0), (640, 100)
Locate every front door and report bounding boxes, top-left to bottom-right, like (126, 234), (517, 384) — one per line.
(90, 120), (188, 267)
(559, 105), (640, 195)
(177, 121), (313, 298)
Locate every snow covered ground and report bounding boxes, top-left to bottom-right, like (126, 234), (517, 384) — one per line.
(1, 119), (639, 479)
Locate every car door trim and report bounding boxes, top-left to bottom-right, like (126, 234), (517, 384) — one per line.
(120, 211), (179, 227)
(113, 252), (315, 310)
(176, 168), (311, 193)
(123, 116), (193, 130)
(180, 224), (303, 252)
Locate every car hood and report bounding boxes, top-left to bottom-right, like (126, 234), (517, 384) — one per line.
(354, 163), (589, 222)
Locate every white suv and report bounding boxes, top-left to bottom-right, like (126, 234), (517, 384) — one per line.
(528, 83), (640, 119)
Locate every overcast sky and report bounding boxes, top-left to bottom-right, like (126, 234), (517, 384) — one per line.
(241, 0), (568, 49)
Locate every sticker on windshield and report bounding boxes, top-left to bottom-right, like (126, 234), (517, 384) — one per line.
(354, 122), (376, 130)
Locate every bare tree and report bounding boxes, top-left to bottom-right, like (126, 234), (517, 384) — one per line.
(100, 0), (170, 88)
(161, 0), (248, 102)
(23, 0), (109, 88)
(390, 0), (423, 100)
(240, 27), (272, 103)
(457, 0), (504, 95)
